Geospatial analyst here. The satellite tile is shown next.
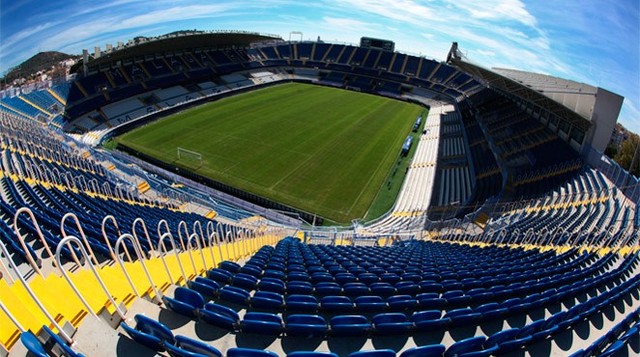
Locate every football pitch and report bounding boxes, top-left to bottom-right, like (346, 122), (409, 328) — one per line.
(115, 82), (423, 223)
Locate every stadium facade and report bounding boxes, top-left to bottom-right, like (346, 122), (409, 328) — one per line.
(0, 31), (638, 356)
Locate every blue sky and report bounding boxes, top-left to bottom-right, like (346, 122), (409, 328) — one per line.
(1, 0), (638, 133)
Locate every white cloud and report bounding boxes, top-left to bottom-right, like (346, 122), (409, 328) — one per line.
(475, 49), (496, 57)
(322, 17), (373, 31)
(0, 22), (59, 53)
(44, 4), (238, 51)
(620, 101), (640, 134)
(330, 0), (436, 26)
(449, 0), (537, 27)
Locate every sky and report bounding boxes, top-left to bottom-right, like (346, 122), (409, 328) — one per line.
(1, 0), (639, 133)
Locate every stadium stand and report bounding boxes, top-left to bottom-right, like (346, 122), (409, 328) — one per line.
(0, 32), (637, 357)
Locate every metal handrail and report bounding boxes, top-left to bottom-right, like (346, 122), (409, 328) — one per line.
(232, 225), (239, 257)
(51, 167), (62, 187)
(157, 232), (187, 284)
(64, 171), (77, 190)
(236, 229), (244, 258)
(0, 256), (14, 283)
(193, 221), (204, 246)
(157, 219), (171, 241)
(0, 239), (73, 344)
(102, 182), (112, 197)
(14, 207), (51, 275)
(55, 236), (126, 320)
(215, 223), (225, 263)
(187, 233), (206, 274)
(132, 217), (156, 258)
(23, 161), (38, 182)
(177, 220), (189, 251)
(101, 215), (131, 262)
(205, 222), (217, 267)
(61, 213), (99, 266)
(247, 229), (256, 255)
(89, 178), (99, 195)
(114, 233), (163, 302)
(0, 300), (24, 333)
(226, 230), (235, 261)
(524, 228), (535, 245)
(76, 175), (88, 192)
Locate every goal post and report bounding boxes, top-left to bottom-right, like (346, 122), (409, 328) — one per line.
(177, 147), (203, 168)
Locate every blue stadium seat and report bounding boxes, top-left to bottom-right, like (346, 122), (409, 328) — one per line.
(417, 282), (443, 294)
(372, 313), (413, 335)
(288, 352), (339, 357)
(120, 314), (175, 351)
(285, 314), (329, 337)
(200, 302), (240, 330)
(316, 282), (342, 296)
(335, 272), (358, 284)
(287, 281), (314, 295)
(417, 294), (447, 310)
(227, 347), (279, 357)
(485, 328), (531, 355)
(355, 295), (387, 312)
(218, 286), (251, 305)
(386, 295), (417, 311)
(311, 272), (335, 283)
(164, 335), (223, 357)
(21, 326), (87, 357)
(445, 336), (489, 357)
(410, 310), (450, 332)
(475, 302), (507, 322)
(286, 294), (319, 312)
(288, 271), (311, 282)
(380, 273), (402, 284)
(232, 273), (259, 290)
(399, 344), (446, 357)
(207, 268), (233, 284)
(163, 287), (205, 318)
(444, 308), (482, 328)
(370, 282), (397, 297)
(251, 291), (285, 311)
(344, 282), (370, 296)
(188, 277), (221, 298)
(347, 349), (396, 357)
(20, 331), (48, 357)
(240, 312), (284, 335)
(264, 269), (286, 281)
(395, 281), (419, 295)
(219, 260), (241, 274)
(240, 264), (263, 278)
(321, 295), (355, 313)
(329, 315), (371, 336)
(357, 273), (380, 285)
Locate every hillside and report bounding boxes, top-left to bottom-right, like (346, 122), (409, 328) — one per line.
(1, 51), (75, 83)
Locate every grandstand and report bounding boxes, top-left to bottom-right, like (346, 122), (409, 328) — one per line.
(0, 31), (638, 357)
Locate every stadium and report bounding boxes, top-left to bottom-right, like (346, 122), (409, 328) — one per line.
(0, 29), (638, 357)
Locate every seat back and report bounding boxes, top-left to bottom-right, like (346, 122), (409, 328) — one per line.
(400, 344), (446, 357)
(174, 335), (223, 357)
(20, 331), (48, 357)
(175, 287), (206, 308)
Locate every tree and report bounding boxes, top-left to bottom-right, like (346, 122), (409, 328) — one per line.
(604, 145), (618, 158)
(614, 133), (640, 177)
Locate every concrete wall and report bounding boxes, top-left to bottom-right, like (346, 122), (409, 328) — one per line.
(583, 87), (624, 165)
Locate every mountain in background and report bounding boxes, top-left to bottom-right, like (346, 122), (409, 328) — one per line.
(1, 51), (76, 83)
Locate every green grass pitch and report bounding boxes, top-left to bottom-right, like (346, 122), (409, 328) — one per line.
(115, 82), (423, 223)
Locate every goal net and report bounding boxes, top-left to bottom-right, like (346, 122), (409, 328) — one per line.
(177, 147), (203, 168)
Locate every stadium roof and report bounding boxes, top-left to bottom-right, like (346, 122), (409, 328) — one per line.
(85, 31), (282, 71)
(447, 43), (592, 132)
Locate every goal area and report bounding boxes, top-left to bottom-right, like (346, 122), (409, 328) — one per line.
(177, 147), (203, 168)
